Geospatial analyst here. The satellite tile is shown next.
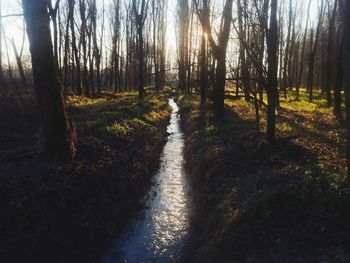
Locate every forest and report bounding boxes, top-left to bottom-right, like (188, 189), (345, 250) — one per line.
(1, 0), (350, 262)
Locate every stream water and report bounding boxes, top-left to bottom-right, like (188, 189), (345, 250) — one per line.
(103, 98), (190, 262)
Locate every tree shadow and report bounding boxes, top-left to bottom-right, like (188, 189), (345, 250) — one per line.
(182, 103), (350, 262)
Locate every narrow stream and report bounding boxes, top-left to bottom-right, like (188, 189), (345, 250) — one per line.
(103, 98), (190, 262)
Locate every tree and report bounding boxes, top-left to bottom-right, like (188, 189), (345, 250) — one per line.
(11, 38), (27, 90)
(306, 0), (325, 102)
(22, 0), (76, 160)
(342, 0), (350, 180)
(47, 0), (61, 74)
(133, 0), (149, 99)
(196, 0), (234, 119)
(324, 0), (338, 107)
(296, 0), (312, 101)
(237, 0), (251, 102)
(111, 0), (121, 93)
(199, 27), (207, 106)
(178, 0), (189, 92)
(79, 0), (90, 95)
(334, 33), (343, 121)
(266, 0), (278, 143)
(151, 0), (167, 92)
(68, 0), (82, 95)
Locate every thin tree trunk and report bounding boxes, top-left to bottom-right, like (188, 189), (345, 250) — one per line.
(307, 1), (325, 102)
(178, 0), (189, 92)
(11, 39), (27, 89)
(200, 29), (207, 106)
(266, 0), (278, 143)
(69, 0), (82, 95)
(296, 0), (311, 100)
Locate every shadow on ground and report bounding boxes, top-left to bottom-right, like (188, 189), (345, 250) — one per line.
(0, 90), (171, 263)
(179, 95), (350, 263)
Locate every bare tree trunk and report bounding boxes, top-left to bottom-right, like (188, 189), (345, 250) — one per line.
(334, 38), (342, 121)
(22, 0), (76, 160)
(152, 0), (160, 92)
(342, 0), (350, 181)
(258, 0), (269, 104)
(47, 0), (61, 74)
(296, 0), (312, 100)
(133, 0), (149, 99)
(196, 0), (233, 119)
(282, 0), (292, 95)
(266, 0), (278, 143)
(4, 29), (16, 89)
(63, 2), (70, 95)
(325, 0), (338, 107)
(200, 29), (207, 106)
(237, 0), (250, 101)
(91, 0), (101, 94)
(288, 2), (297, 90)
(79, 0), (89, 95)
(69, 0), (82, 95)
(178, 0), (189, 92)
(307, 0), (325, 102)
(187, 3), (194, 94)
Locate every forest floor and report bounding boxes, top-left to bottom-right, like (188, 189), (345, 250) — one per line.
(179, 89), (350, 263)
(0, 89), (171, 263)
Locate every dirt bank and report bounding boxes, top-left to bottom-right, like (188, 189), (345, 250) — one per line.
(0, 90), (171, 263)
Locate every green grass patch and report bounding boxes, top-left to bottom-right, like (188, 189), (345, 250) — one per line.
(71, 92), (170, 141)
(105, 122), (130, 136)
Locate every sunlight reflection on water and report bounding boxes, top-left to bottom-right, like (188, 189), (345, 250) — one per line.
(103, 98), (190, 263)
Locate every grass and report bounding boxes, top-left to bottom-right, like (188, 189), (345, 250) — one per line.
(70, 92), (170, 139)
(0, 90), (172, 263)
(179, 88), (350, 262)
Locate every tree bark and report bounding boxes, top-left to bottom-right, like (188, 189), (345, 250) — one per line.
(22, 0), (76, 160)
(324, 0), (338, 107)
(266, 0), (278, 143)
(296, 0), (312, 100)
(69, 0), (82, 95)
(133, 0), (149, 99)
(307, 1), (325, 102)
(178, 0), (189, 92)
(196, 0), (233, 119)
(334, 40), (342, 121)
(200, 29), (207, 106)
(47, 0), (61, 74)
(237, 0), (251, 102)
(342, 0), (350, 181)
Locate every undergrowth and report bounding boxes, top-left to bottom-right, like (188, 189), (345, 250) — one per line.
(179, 89), (350, 263)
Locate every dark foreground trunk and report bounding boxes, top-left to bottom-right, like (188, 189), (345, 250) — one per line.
(213, 55), (226, 119)
(334, 41), (343, 121)
(343, 0), (350, 182)
(22, 0), (76, 160)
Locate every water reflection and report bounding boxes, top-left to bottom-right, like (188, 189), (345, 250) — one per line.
(103, 98), (190, 262)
